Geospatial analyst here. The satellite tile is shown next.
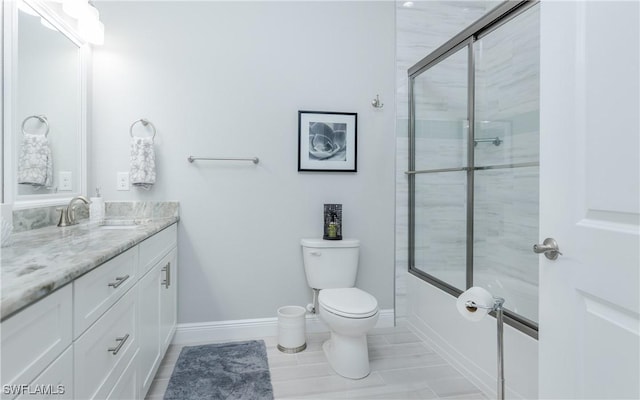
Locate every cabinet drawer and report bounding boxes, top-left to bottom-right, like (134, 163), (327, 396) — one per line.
(74, 287), (137, 400)
(139, 223), (177, 275)
(74, 246), (138, 338)
(15, 346), (73, 400)
(103, 351), (139, 400)
(0, 285), (72, 395)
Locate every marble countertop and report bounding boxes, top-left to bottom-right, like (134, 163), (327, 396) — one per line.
(1, 217), (179, 321)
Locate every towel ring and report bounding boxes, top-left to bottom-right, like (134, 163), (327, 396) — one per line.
(21, 115), (49, 137)
(129, 118), (156, 141)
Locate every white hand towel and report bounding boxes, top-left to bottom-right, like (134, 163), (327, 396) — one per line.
(17, 133), (53, 188)
(130, 136), (156, 190)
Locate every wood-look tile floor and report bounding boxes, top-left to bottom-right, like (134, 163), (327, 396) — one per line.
(145, 325), (487, 399)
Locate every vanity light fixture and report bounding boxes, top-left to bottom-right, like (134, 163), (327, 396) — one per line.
(402, 1), (414, 8)
(78, 3), (104, 45)
(62, 0), (88, 19)
(62, 0), (104, 45)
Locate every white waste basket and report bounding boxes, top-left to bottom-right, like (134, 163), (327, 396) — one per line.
(277, 306), (307, 353)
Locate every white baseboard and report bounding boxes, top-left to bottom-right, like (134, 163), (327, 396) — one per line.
(173, 308), (395, 345)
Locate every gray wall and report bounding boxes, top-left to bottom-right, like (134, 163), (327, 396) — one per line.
(90, 1), (396, 324)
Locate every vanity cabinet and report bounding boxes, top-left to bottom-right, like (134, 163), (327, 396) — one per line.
(0, 223), (178, 400)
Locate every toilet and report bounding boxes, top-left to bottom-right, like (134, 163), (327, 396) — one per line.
(301, 238), (379, 379)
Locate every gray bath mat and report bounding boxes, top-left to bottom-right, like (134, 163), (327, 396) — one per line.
(164, 340), (274, 400)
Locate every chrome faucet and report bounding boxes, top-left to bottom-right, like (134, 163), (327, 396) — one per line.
(57, 196), (91, 227)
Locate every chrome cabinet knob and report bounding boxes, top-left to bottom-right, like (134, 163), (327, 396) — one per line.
(533, 238), (563, 260)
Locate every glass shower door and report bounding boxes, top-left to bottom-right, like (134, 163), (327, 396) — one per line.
(410, 45), (469, 290)
(408, 2), (541, 334)
(472, 5), (540, 324)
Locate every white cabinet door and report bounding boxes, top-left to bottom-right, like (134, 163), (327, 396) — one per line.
(539, 1), (640, 398)
(137, 262), (161, 398)
(138, 246), (177, 399)
(160, 248), (177, 352)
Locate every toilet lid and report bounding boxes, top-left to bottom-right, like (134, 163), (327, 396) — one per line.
(319, 288), (378, 319)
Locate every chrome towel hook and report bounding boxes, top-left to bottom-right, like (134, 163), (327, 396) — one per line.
(371, 94), (384, 109)
(21, 115), (50, 137)
(130, 118), (156, 141)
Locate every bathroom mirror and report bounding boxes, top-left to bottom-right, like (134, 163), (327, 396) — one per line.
(2, 0), (87, 208)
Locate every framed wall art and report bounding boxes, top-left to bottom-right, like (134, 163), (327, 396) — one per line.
(298, 111), (357, 172)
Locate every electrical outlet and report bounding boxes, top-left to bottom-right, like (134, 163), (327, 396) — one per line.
(59, 171), (72, 191)
(117, 172), (130, 191)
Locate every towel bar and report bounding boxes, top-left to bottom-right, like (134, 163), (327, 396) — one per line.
(187, 156), (259, 164)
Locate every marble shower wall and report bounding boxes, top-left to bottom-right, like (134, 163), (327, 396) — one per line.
(395, 1), (539, 321)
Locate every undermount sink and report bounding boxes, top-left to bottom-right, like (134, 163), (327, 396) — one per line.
(98, 224), (139, 230)
(97, 219), (148, 230)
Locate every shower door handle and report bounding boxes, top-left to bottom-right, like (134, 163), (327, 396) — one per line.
(533, 238), (563, 260)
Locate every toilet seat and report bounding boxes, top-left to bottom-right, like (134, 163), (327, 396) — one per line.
(319, 288), (378, 319)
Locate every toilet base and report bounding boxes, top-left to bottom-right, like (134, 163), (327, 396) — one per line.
(322, 333), (371, 379)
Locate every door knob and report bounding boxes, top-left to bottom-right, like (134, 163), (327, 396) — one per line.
(533, 238), (563, 260)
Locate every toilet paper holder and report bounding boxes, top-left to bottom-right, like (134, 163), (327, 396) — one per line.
(458, 290), (506, 400)
(465, 297), (505, 313)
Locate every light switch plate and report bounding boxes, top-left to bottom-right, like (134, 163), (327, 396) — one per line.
(117, 172), (130, 191)
(59, 171), (72, 191)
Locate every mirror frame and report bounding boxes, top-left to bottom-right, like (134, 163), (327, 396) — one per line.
(2, 0), (89, 210)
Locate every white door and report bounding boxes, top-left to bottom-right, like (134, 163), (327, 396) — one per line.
(539, 1), (639, 399)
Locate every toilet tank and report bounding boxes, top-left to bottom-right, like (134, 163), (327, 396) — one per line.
(301, 238), (360, 289)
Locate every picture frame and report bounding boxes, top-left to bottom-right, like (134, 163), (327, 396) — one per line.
(298, 110), (357, 172)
